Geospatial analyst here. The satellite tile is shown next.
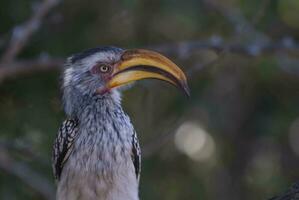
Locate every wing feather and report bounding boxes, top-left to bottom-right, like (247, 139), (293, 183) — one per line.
(131, 131), (141, 180)
(52, 118), (79, 180)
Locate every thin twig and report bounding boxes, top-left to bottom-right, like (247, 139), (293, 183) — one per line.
(1, 0), (60, 62)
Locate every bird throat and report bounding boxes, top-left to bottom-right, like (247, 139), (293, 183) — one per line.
(70, 88), (134, 171)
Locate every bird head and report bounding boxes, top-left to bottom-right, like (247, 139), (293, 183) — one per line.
(62, 46), (189, 115)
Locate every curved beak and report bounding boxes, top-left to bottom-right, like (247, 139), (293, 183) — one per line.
(107, 49), (190, 96)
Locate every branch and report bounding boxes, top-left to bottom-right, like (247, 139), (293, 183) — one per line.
(149, 37), (299, 58)
(1, 0), (60, 62)
(0, 37), (298, 83)
(268, 181), (299, 200)
(0, 146), (55, 200)
(0, 58), (63, 82)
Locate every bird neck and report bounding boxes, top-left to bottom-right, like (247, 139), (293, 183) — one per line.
(63, 87), (122, 119)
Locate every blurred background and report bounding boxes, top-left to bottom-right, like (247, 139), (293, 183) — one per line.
(1, 0), (299, 199)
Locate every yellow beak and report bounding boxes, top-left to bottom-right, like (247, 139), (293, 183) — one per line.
(107, 49), (190, 96)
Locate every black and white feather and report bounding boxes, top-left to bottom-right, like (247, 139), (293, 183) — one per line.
(131, 131), (141, 180)
(52, 118), (79, 180)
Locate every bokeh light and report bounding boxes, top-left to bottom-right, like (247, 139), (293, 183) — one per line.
(174, 121), (215, 162)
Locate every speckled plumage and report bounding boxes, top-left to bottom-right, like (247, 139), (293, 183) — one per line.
(52, 47), (141, 200)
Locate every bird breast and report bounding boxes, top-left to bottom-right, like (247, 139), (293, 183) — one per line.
(57, 102), (139, 200)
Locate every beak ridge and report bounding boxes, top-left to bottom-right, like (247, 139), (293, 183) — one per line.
(107, 49), (190, 96)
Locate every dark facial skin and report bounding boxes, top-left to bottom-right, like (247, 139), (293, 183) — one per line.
(90, 62), (117, 95)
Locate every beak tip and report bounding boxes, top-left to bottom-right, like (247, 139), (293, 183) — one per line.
(181, 81), (190, 97)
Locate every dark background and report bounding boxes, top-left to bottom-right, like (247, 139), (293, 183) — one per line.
(1, 0), (299, 199)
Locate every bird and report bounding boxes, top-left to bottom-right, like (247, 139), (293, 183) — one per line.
(52, 46), (189, 200)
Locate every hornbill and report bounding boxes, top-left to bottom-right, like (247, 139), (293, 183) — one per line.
(52, 46), (189, 200)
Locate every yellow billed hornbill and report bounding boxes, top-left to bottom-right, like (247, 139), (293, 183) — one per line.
(52, 46), (189, 200)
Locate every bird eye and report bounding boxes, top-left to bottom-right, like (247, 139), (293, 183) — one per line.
(99, 64), (111, 73)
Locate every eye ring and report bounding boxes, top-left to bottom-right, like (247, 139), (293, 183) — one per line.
(99, 64), (111, 73)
